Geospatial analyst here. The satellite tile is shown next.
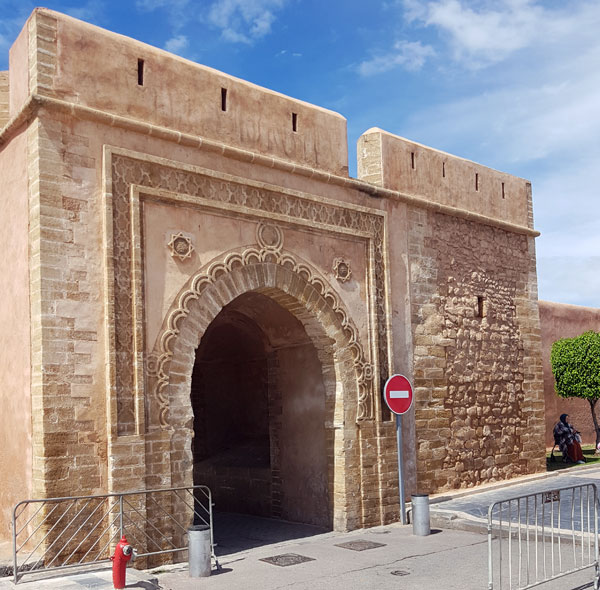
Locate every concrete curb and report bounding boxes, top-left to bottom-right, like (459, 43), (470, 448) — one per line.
(428, 463), (600, 506)
(430, 508), (488, 535)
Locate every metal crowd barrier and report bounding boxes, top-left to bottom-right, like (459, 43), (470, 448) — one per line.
(487, 483), (599, 589)
(12, 485), (215, 584)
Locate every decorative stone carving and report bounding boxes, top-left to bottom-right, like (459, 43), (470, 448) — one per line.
(148, 245), (375, 426)
(333, 258), (352, 283)
(168, 232), (194, 261)
(106, 149), (390, 433)
(256, 222), (283, 251)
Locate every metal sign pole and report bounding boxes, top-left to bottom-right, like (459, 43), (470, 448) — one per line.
(396, 413), (406, 525)
(385, 374), (412, 527)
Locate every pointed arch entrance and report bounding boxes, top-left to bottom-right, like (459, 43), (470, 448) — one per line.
(146, 242), (374, 531)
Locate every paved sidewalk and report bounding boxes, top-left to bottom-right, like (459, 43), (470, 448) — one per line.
(430, 462), (600, 532)
(157, 524), (491, 590)
(0, 567), (158, 589)
(154, 523), (600, 590)
(1, 465), (599, 590)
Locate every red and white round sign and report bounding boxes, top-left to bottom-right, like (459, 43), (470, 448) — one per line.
(383, 374), (413, 415)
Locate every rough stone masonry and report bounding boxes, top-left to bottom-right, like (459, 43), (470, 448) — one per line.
(0, 8), (545, 547)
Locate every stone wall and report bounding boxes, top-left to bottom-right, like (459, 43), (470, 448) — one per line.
(359, 128), (546, 493)
(540, 301), (600, 447)
(409, 209), (545, 491)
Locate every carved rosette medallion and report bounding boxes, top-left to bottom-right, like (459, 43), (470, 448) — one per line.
(168, 232), (194, 261)
(333, 258), (352, 283)
(256, 222), (283, 252)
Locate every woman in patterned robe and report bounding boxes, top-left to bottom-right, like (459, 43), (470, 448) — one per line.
(553, 414), (585, 464)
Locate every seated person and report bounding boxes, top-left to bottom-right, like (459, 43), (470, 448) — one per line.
(553, 414), (585, 464)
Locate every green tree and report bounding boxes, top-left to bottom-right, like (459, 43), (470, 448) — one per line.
(551, 331), (600, 449)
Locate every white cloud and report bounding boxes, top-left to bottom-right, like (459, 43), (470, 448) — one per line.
(65, 0), (105, 23)
(397, 1), (600, 167)
(135, 0), (190, 32)
(206, 0), (286, 44)
(164, 34), (189, 54)
(358, 40), (435, 75)
(402, 0), (600, 69)
(276, 49), (302, 58)
(403, 0), (542, 67)
(403, 49), (600, 166)
(532, 158), (600, 308)
(134, 0), (287, 45)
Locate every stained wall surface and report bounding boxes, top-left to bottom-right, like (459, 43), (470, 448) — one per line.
(0, 7), (548, 543)
(0, 128), (32, 534)
(540, 301), (600, 447)
(48, 14), (348, 176)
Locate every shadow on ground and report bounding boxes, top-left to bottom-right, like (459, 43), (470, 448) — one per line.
(213, 512), (329, 556)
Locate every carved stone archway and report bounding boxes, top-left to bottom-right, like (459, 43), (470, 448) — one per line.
(146, 235), (373, 530)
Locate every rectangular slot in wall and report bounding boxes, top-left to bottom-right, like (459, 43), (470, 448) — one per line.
(477, 296), (485, 318)
(442, 162), (446, 178)
(292, 112), (298, 132)
(411, 152), (415, 170)
(137, 59), (144, 86)
(502, 182), (505, 199)
(221, 88), (227, 112)
(475, 173), (479, 191)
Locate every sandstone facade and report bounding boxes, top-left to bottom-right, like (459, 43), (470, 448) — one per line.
(0, 9), (546, 543)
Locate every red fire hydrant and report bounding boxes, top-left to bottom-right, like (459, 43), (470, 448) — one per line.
(110, 535), (135, 589)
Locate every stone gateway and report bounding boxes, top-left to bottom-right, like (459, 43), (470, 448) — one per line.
(0, 8), (545, 543)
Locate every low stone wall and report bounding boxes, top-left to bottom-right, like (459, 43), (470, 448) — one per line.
(540, 301), (600, 448)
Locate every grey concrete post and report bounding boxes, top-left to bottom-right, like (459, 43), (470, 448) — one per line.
(188, 524), (211, 577)
(411, 494), (430, 536)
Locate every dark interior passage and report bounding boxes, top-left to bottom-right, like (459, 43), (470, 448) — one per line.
(191, 292), (331, 528)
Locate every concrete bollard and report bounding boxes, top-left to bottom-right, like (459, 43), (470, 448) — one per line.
(188, 524), (211, 577)
(411, 494), (430, 536)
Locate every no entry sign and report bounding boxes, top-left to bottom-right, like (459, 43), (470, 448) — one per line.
(383, 373), (414, 525)
(384, 374), (413, 415)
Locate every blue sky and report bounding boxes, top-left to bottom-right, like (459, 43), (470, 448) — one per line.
(1, 0), (598, 308)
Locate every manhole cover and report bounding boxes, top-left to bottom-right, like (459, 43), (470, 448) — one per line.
(391, 570), (410, 577)
(334, 540), (387, 551)
(260, 553), (315, 567)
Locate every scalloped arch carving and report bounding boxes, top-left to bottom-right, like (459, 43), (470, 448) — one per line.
(147, 245), (374, 428)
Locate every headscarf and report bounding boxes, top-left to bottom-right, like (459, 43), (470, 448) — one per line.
(560, 413), (569, 424)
